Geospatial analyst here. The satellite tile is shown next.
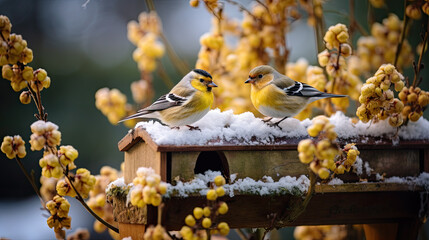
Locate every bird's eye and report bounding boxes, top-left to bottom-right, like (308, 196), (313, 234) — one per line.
(258, 74), (263, 78)
(200, 78), (204, 82)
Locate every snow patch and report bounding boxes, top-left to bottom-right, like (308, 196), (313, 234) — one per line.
(106, 177), (125, 193)
(135, 110), (429, 146)
(165, 170), (310, 197)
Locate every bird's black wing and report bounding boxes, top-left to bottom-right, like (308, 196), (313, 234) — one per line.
(118, 93), (188, 123)
(284, 81), (347, 98)
(138, 93), (187, 112)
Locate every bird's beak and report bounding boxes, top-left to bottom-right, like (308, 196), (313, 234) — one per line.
(245, 78), (255, 84)
(207, 82), (218, 87)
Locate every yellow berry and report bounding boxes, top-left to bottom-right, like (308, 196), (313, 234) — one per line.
(218, 202), (228, 215)
(216, 186), (225, 197)
(180, 226), (193, 240)
(318, 168), (330, 179)
(185, 214), (196, 227)
(189, 0), (199, 7)
(193, 207), (203, 219)
(217, 222), (230, 236)
(206, 189), (217, 201)
(19, 91), (31, 104)
(214, 175), (226, 187)
(202, 218), (212, 229)
(335, 165), (345, 175)
(407, 93), (418, 103)
(408, 111), (421, 122)
(203, 207), (211, 217)
(298, 139), (314, 153)
(299, 152), (313, 164)
(418, 94), (429, 107)
(307, 125), (320, 137)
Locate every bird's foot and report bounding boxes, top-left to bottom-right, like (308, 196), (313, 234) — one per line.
(261, 117), (273, 123)
(268, 117), (288, 130)
(187, 125), (201, 131)
(170, 126), (180, 130)
(267, 121), (283, 130)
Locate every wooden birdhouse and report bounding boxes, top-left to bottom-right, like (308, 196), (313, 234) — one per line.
(110, 116), (429, 240)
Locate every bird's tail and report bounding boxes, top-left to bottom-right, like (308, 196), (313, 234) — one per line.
(117, 110), (153, 123)
(309, 93), (348, 103)
(321, 93), (348, 98)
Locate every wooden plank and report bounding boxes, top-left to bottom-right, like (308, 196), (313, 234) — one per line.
(315, 183), (423, 193)
(170, 149), (419, 182)
(118, 127), (159, 152)
(118, 223), (145, 240)
(112, 183), (425, 228)
(151, 191), (422, 230)
(359, 149), (420, 177)
(124, 141), (161, 184)
(225, 150), (306, 180)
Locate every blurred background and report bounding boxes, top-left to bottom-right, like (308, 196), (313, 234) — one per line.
(0, 0), (428, 239)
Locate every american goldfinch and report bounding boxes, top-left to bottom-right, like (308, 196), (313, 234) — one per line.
(119, 69), (217, 128)
(245, 65), (347, 126)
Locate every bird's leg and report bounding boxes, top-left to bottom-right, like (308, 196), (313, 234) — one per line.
(272, 116), (288, 129)
(262, 117), (273, 123)
(186, 125), (201, 131)
(170, 126), (180, 130)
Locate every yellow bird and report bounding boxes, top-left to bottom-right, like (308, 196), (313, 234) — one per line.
(120, 69), (217, 129)
(245, 65), (347, 126)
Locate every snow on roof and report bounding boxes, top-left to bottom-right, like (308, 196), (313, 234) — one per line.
(134, 109), (429, 146)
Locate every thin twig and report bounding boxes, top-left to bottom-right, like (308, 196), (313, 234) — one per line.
(394, 0), (409, 67)
(156, 60), (175, 89)
(15, 157), (46, 209)
(58, 158), (119, 233)
(159, 33), (190, 76)
(414, 18), (429, 87)
(65, 173), (119, 233)
(145, 0), (190, 75)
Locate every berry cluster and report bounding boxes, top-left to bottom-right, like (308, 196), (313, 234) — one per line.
(180, 175), (230, 240)
(399, 86), (429, 122)
(191, 1), (302, 115)
(46, 195), (72, 237)
(0, 135), (26, 159)
(88, 166), (120, 238)
(317, 24), (361, 113)
(130, 167), (168, 208)
(298, 116), (360, 179)
(95, 88), (130, 125)
(29, 120), (61, 151)
(356, 64), (405, 126)
(0, 16), (33, 66)
(356, 14), (413, 74)
(143, 224), (169, 240)
(56, 168), (96, 199)
(128, 11), (165, 73)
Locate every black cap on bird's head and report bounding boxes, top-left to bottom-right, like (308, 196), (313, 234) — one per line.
(193, 69), (212, 79)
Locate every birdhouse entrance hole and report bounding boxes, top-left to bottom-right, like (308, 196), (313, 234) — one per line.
(194, 151), (230, 182)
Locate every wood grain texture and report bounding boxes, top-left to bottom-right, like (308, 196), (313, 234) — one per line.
(124, 141), (161, 184)
(118, 223), (145, 240)
(169, 149), (420, 182)
(111, 183), (425, 230)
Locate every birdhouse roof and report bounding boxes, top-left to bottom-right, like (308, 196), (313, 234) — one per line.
(118, 110), (429, 152)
